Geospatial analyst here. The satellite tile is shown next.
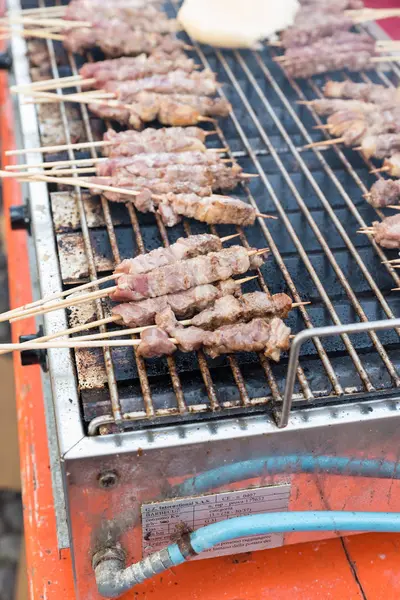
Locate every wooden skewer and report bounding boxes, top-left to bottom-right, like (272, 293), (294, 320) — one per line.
(13, 77), (96, 94)
(6, 156), (107, 170)
(4, 234), (243, 319)
(11, 74), (84, 92)
(313, 124), (331, 130)
(6, 139), (114, 155)
(370, 166), (389, 174)
(34, 166), (97, 176)
(8, 6), (66, 15)
(9, 250), (270, 324)
(0, 27), (65, 41)
(387, 205), (400, 210)
(382, 258), (400, 264)
(21, 89), (118, 105)
(302, 138), (343, 150)
(370, 56), (400, 63)
(0, 339), (161, 355)
(4, 16), (90, 27)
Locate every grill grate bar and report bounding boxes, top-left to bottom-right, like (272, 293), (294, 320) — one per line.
(249, 52), (400, 387)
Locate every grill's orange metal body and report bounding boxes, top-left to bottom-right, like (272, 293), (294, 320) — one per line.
(4, 2), (400, 598)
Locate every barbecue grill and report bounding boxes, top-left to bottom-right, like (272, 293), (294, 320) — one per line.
(7, 1), (400, 598)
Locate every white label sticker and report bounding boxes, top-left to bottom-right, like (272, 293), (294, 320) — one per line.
(141, 483), (291, 559)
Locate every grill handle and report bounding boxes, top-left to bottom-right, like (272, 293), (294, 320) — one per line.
(19, 327), (48, 371)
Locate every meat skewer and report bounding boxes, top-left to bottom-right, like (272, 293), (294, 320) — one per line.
(324, 80), (400, 106)
(354, 134), (400, 160)
(138, 312), (291, 362)
(359, 214), (400, 249)
(364, 179), (400, 208)
(5, 126), (215, 157)
(26, 89), (232, 129)
(373, 154), (400, 178)
(9, 247), (268, 323)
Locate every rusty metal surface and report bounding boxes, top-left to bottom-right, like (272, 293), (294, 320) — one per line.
(20, 3), (400, 433)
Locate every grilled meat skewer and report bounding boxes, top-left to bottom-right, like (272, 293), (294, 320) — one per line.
(103, 127), (209, 156)
(380, 154), (400, 178)
(88, 92), (232, 129)
(324, 80), (400, 106)
(303, 99), (379, 117)
(111, 246), (265, 302)
(112, 279), (244, 328)
(188, 292), (293, 330)
(97, 151), (227, 174)
(138, 311), (291, 362)
(104, 70), (218, 99)
(64, 22), (184, 56)
(360, 214), (400, 249)
(284, 32), (375, 60)
(80, 54), (197, 84)
(357, 134), (400, 160)
(281, 14), (354, 49)
(65, 2), (177, 32)
(366, 179), (400, 208)
(115, 233), (229, 276)
(285, 50), (376, 79)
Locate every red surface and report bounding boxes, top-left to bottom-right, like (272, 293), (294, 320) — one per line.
(364, 0), (400, 39)
(4, 1), (400, 598)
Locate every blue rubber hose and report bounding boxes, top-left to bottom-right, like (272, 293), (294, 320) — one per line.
(168, 510), (400, 562)
(94, 510), (400, 597)
(175, 454), (400, 496)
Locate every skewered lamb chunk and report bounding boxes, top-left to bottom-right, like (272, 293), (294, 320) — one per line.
(158, 193), (258, 227)
(97, 151), (226, 176)
(137, 328), (177, 358)
(102, 127), (208, 156)
(327, 108), (400, 139)
(324, 80), (400, 105)
(112, 279), (243, 327)
(115, 233), (226, 275)
(285, 50), (376, 79)
(284, 32), (375, 60)
(358, 134), (400, 160)
(66, 3), (177, 33)
(110, 246), (264, 302)
(369, 214), (400, 249)
(145, 309), (291, 361)
(382, 153), (400, 178)
(367, 179), (400, 208)
(64, 22), (185, 56)
(190, 292), (293, 330)
(298, 0), (363, 7)
(304, 99), (378, 117)
(66, 0), (163, 22)
(88, 92), (231, 128)
(81, 54), (197, 86)
(281, 14), (354, 49)
(106, 70), (218, 99)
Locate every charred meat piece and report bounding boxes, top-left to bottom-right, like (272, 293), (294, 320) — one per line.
(191, 292), (292, 330)
(115, 233), (224, 275)
(137, 327), (176, 358)
(370, 214), (400, 249)
(107, 70), (218, 99)
(111, 246), (262, 302)
(324, 80), (400, 105)
(367, 179), (400, 208)
(112, 279), (243, 327)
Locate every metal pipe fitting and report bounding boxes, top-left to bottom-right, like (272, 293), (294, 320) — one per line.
(93, 545), (177, 598)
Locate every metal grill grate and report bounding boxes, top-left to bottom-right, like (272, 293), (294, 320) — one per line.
(19, 0), (400, 434)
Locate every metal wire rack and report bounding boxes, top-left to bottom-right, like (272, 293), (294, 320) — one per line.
(18, 0), (400, 434)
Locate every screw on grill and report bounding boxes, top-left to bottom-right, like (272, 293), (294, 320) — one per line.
(98, 471), (119, 489)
